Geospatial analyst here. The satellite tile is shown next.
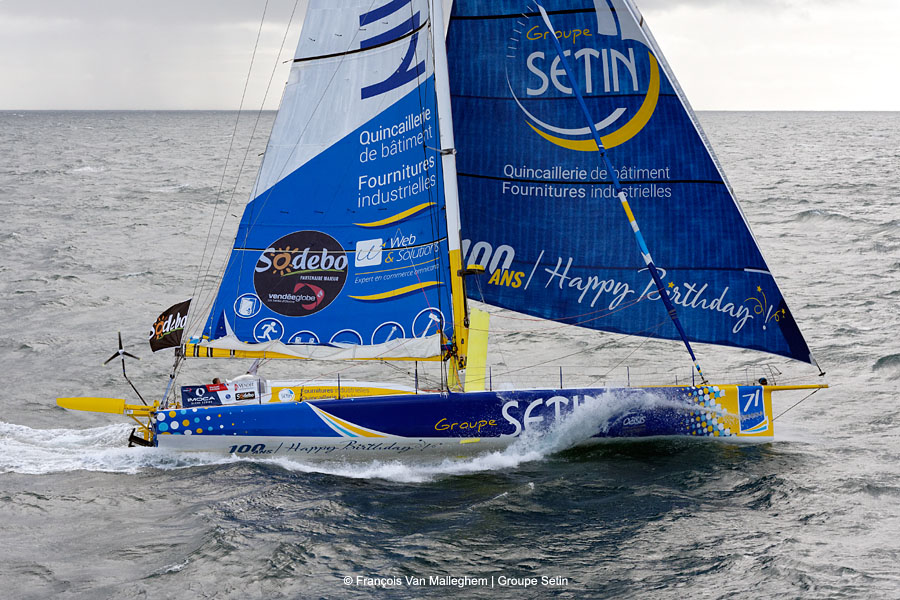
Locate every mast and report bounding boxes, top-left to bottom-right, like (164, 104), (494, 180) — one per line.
(534, 2), (706, 383)
(430, 0), (468, 388)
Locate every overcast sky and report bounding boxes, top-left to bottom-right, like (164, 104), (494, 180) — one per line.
(0, 0), (896, 110)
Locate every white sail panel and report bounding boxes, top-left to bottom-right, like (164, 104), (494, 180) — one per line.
(199, 0), (456, 359)
(254, 0), (435, 197)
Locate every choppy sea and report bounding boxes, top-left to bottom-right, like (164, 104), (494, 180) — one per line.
(1, 110), (898, 599)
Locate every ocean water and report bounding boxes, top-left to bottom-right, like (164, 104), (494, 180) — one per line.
(1, 110), (899, 599)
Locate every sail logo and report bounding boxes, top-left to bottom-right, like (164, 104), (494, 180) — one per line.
(254, 231), (348, 317)
(738, 386), (770, 434)
(505, 4), (660, 151)
(359, 0), (426, 99)
(150, 308), (188, 341)
(148, 299), (191, 352)
(355, 238), (383, 267)
(292, 283), (325, 310)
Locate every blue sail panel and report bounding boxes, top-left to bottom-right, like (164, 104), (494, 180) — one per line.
(447, 0), (815, 364)
(199, 1), (454, 359)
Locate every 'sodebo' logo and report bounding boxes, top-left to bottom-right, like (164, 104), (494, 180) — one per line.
(151, 307), (187, 341)
(254, 231), (348, 317)
(505, 3), (660, 151)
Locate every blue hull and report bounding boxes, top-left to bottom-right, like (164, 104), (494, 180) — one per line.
(154, 385), (774, 457)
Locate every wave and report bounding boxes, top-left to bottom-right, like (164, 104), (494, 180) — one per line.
(873, 354), (900, 379)
(791, 209), (859, 225)
(111, 270), (155, 280)
(0, 421), (233, 475)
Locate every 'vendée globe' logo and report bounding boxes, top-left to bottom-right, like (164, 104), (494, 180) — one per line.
(505, 3), (660, 151)
(254, 231), (348, 317)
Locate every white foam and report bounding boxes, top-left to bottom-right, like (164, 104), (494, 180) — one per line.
(0, 421), (230, 475)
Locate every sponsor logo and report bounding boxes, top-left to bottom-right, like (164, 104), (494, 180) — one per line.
(739, 387), (770, 434)
(382, 238), (441, 265)
(434, 418), (498, 433)
(355, 238), (383, 267)
(150, 308), (188, 341)
(623, 414), (646, 427)
(278, 388), (295, 402)
(254, 230), (348, 317)
(235, 392), (256, 401)
(505, 3), (659, 151)
(501, 395), (591, 437)
(180, 385), (222, 408)
(182, 396), (221, 408)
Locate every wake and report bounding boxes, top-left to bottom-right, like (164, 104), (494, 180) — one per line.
(0, 421), (229, 475)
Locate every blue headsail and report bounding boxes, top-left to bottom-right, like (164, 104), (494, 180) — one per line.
(447, 0), (817, 365)
(197, 0), (454, 360)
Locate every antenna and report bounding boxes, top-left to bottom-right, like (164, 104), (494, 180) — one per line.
(104, 332), (147, 405)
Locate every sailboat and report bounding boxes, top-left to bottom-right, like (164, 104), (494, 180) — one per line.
(58, 0), (826, 457)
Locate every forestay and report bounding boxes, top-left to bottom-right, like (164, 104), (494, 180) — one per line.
(448, 0), (817, 365)
(197, 0), (456, 360)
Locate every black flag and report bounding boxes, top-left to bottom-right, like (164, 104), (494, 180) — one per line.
(149, 299), (191, 352)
